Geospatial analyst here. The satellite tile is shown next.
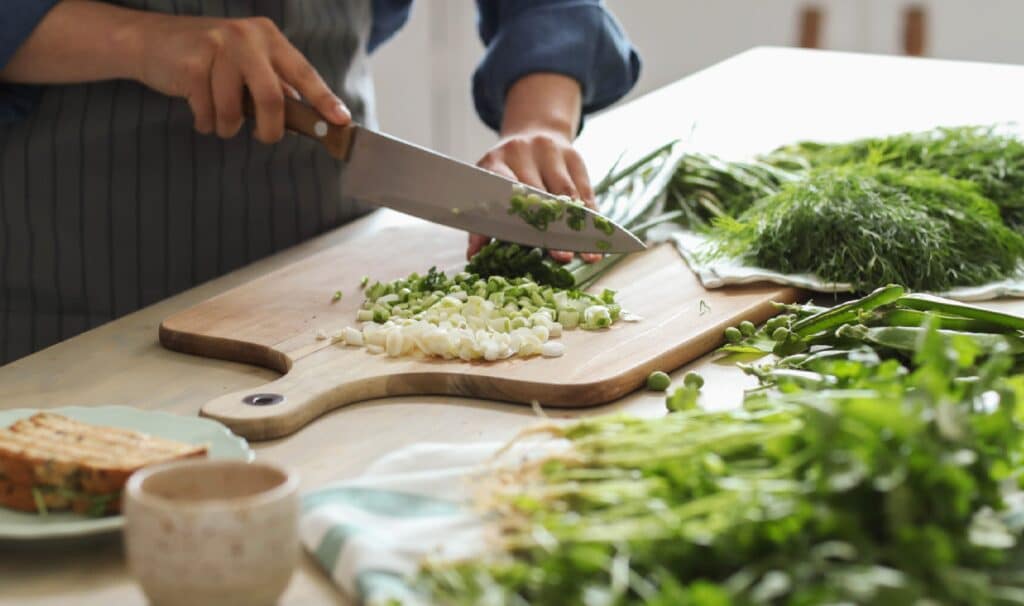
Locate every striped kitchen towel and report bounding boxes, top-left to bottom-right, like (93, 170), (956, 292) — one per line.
(300, 441), (557, 605)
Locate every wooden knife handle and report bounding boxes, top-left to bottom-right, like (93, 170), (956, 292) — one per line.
(242, 93), (355, 160)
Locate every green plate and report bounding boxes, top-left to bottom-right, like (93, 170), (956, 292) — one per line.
(0, 406), (253, 540)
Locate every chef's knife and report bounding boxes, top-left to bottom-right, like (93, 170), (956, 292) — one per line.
(261, 96), (646, 254)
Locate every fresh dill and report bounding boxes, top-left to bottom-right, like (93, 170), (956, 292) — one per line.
(705, 166), (1024, 292)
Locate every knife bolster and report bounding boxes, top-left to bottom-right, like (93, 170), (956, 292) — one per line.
(241, 95), (351, 160)
(324, 126), (355, 161)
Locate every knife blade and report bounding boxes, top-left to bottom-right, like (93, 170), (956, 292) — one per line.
(270, 96), (646, 254)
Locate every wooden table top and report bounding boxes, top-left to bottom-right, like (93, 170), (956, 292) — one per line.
(5, 47), (1024, 605)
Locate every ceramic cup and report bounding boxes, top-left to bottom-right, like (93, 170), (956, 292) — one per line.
(124, 459), (300, 606)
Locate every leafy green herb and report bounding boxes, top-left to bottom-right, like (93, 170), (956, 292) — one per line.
(766, 126), (1024, 229)
(332, 290), (343, 302)
(418, 294), (1024, 605)
(705, 167), (1024, 292)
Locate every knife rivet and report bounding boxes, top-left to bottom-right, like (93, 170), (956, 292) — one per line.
(314, 121), (328, 137)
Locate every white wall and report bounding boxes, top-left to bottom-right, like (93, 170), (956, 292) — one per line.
(606, 0), (868, 103)
(369, 1), (1024, 164)
(369, 1), (483, 160)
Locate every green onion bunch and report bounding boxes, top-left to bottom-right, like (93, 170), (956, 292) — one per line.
(667, 154), (794, 225)
(465, 242), (575, 289)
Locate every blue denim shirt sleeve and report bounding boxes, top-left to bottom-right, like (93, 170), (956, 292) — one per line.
(472, 0), (641, 131)
(4, 1), (641, 128)
(368, 0), (414, 53)
(0, 0), (60, 123)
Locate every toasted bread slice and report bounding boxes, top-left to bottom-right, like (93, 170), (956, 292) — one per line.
(0, 412), (206, 505)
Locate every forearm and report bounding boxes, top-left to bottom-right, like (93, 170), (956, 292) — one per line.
(500, 73), (581, 140)
(0, 0), (144, 84)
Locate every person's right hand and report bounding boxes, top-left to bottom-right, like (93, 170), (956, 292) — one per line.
(133, 14), (349, 143)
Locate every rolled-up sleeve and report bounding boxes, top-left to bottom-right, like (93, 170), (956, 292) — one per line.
(473, 0), (640, 132)
(0, 0), (60, 122)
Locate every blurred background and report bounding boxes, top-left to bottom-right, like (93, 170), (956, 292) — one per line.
(370, 1), (1023, 162)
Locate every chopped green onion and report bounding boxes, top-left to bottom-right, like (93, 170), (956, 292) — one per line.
(592, 215), (615, 236)
(566, 204), (587, 231)
(334, 266), (630, 361)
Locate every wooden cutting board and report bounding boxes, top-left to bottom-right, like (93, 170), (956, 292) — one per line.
(160, 219), (799, 440)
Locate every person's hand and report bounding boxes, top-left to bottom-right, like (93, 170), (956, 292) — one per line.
(133, 14), (349, 143)
(468, 73), (599, 264)
(473, 128), (601, 264)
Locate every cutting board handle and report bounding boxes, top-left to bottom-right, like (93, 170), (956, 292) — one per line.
(200, 350), (390, 440)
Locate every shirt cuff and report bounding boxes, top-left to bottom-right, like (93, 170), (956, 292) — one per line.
(1, 0), (60, 68)
(0, 0), (60, 123)
(472, 2), (641, 132)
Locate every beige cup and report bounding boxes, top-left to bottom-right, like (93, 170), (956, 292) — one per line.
(124, 460), (300, 606)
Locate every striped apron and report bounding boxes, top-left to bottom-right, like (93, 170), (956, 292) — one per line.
(0, 0), (375, 364)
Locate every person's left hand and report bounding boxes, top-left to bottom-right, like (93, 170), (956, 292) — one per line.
(470, 128), (602, 264)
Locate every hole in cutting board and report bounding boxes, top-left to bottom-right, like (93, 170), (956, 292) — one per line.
(243, 393), (286, 406)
